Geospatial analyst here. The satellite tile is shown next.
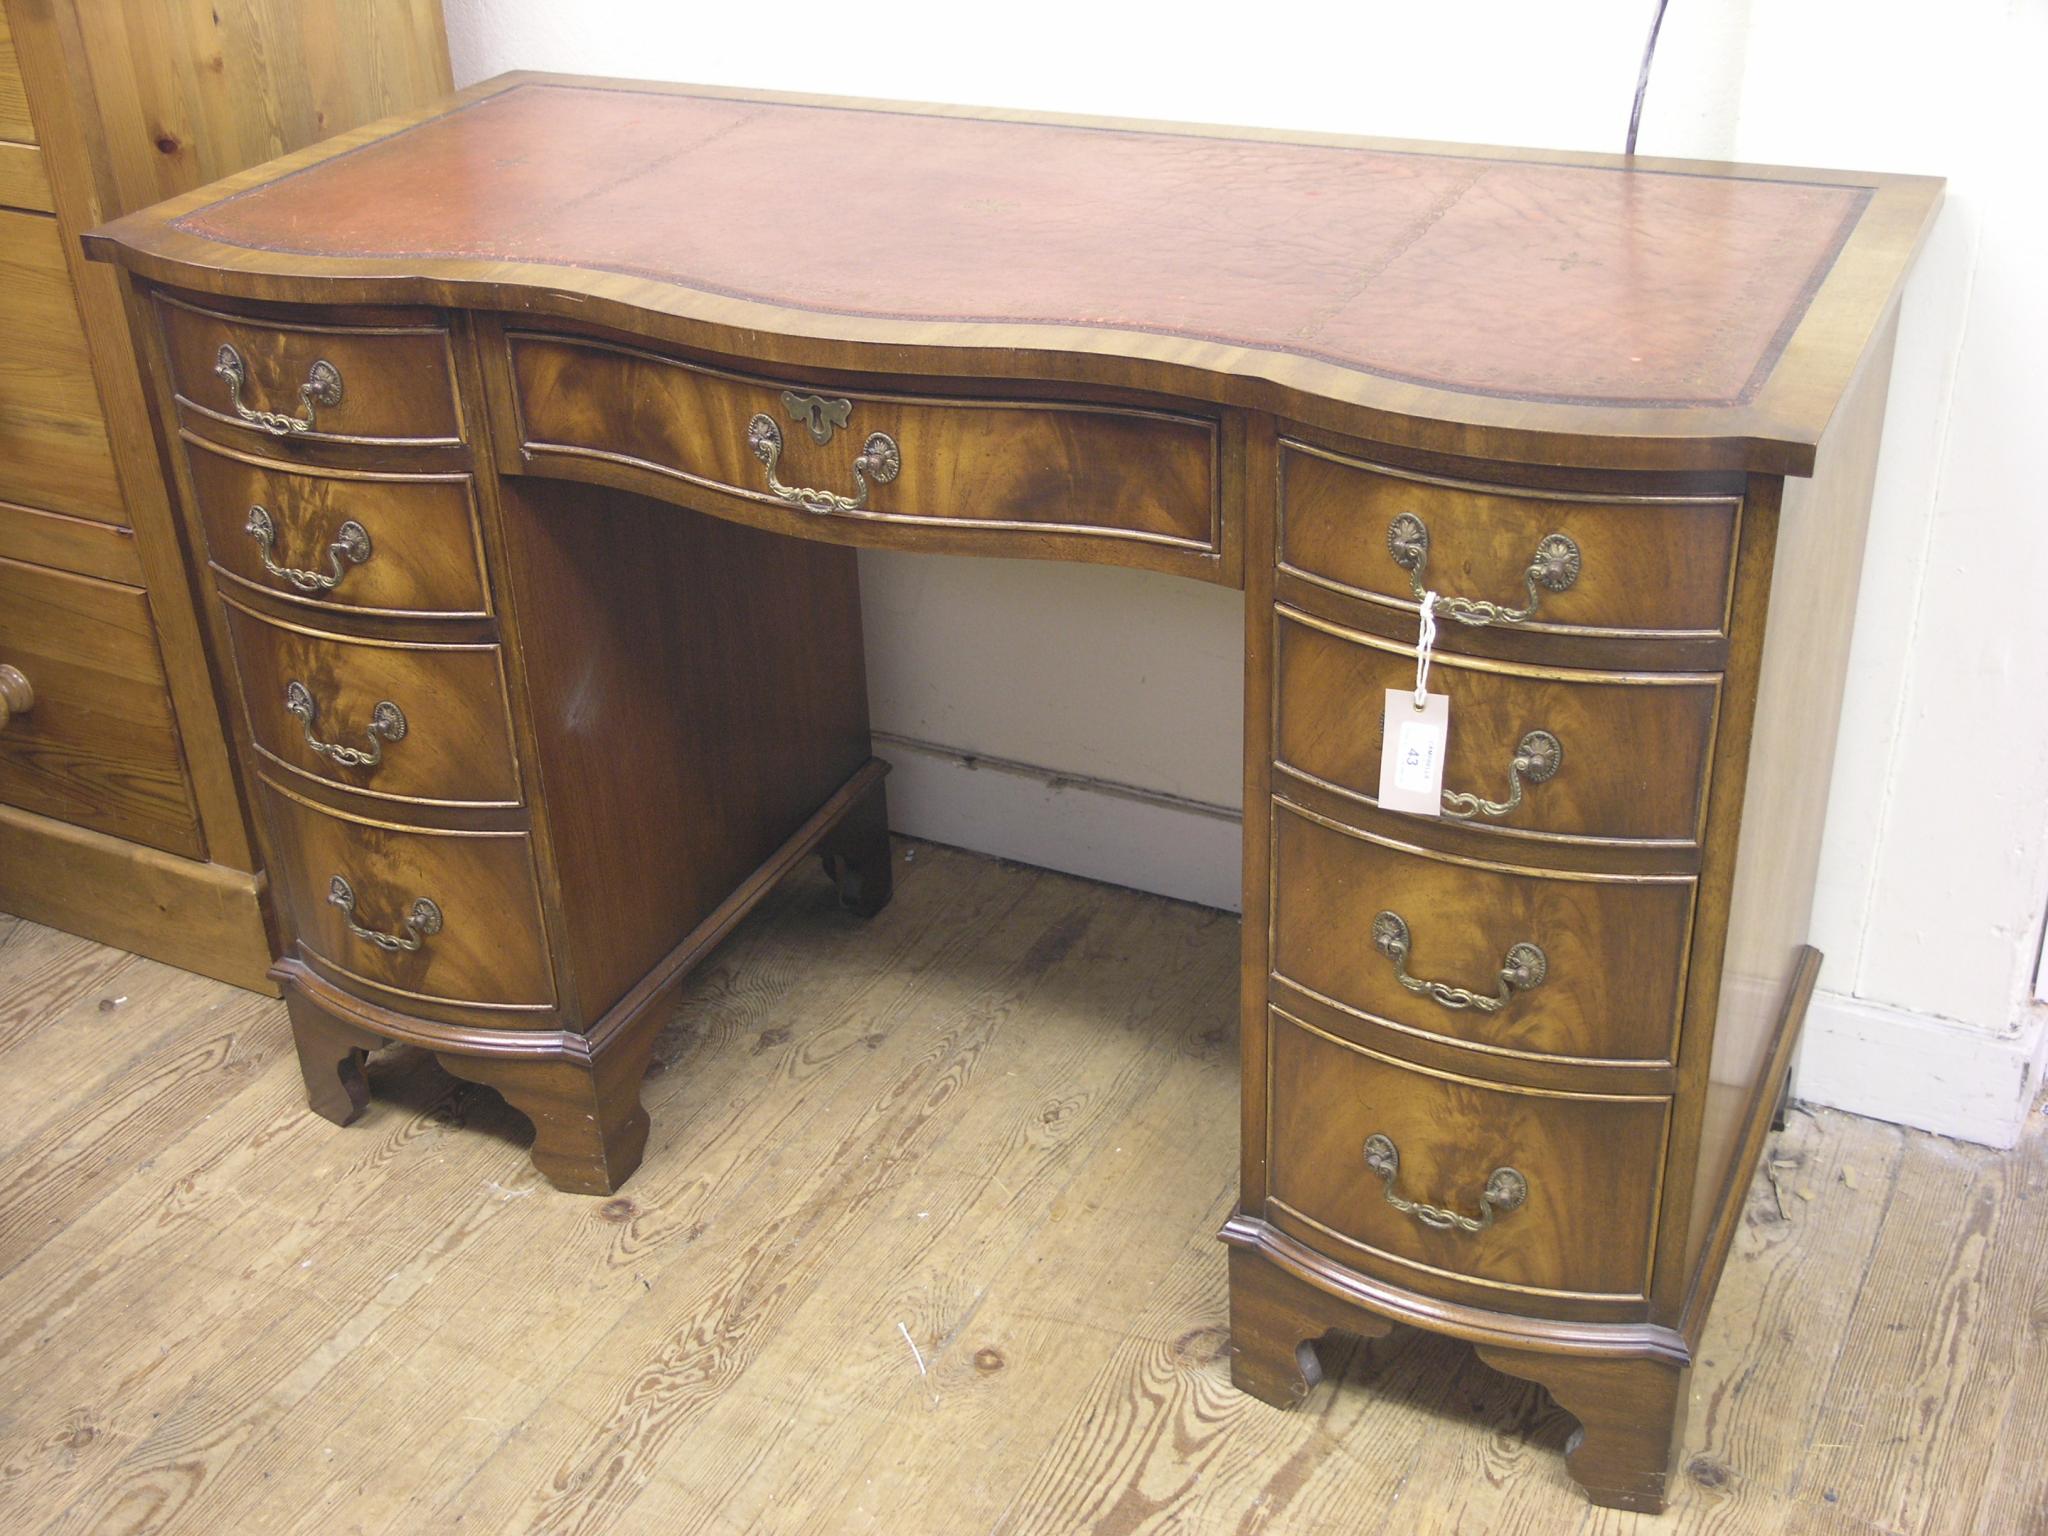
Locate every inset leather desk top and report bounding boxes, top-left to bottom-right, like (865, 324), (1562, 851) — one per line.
(90, 74), (1944, 472)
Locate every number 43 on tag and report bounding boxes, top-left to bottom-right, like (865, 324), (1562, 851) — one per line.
(1380, 689), (1449, 817)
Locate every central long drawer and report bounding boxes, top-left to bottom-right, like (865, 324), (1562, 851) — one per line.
(500, 329), (1223, 565)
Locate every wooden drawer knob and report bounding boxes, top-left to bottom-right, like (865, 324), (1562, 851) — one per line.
(0, 664), (33, 730)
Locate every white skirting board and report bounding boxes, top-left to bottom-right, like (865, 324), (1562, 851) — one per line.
(873, 734), (1244, 915)
(1793, 989), (2042, 1149)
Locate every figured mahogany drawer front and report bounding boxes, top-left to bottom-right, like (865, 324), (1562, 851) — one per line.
(0, 555), (201, 858)
(157, 294), (464, 448)
(222, 599), (522, 808)
(185, 436), (489, 618)
(1274, 608), (1719, 847)
(1266, 1008), (1666, 1303)
(259, 778), (554, 1010)
(1270, 801), (1692, 1066)
(505, 331), (1220, 556)
(1278, 439), (1739, 640)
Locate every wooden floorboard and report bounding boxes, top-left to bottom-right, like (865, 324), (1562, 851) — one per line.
(0, 841), (2041, 1535)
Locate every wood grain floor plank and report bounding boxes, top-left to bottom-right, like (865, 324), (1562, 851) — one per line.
(407, 859), (1139, 1536)
(1568, 1109), (1912, 1536)
(29, 1062), (550, 1536)
(5, 1053), (514, 1533)
(1378, 1343), (1593, 1536)
(51, 849), (1026, 1536)
(1949, 1110), (2048, 1536)
(177, 843), (1035, 1535)
(0, 982), (283, 1275)
(977, 1184), (1468, 1536)
(1789, 1110), (2048, 1534)
(255, 850), (1047, 1536)
(0, 1046), (468, 1528)
(779, 943), (1450, 1536)
(0, 927), (212, 1165)
(632, 886), (1240, 1536)
(758, 955), (1253, 1536)
(0, 850), (2042, 1535)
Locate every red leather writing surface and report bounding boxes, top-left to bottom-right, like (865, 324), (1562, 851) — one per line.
(179, 83), (1866, 408)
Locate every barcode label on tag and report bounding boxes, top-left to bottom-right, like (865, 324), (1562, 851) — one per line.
(1380, 689), (1449, 816)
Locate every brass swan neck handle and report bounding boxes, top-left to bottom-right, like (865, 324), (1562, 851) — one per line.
(328, 875), (441, 952)
(215, 344), (343, 436)
(1386, 512), (1581, 627)
(1441, 730), (1563, 820)
(245, 505), (372, 593)
(746, 407), (901, 515)
(1370, 909), (1547, 1013)
(285, 682), (406, 770)
(1364, 1133), (1527, 1234)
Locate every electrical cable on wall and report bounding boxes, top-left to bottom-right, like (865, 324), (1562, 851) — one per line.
(1628, 0), (1673, 154)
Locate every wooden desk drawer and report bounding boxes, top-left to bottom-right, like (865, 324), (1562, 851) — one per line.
(1270, 800), (1692, 1066)
(0, 208), (124, 523)
(157, 294), (464, 448)
(1266, 1007), (1666, 1303)
(1278, 439), (1739, 641)
(0, 141), (51, 214)
(260, 778), (554, 1011)
(0, 7), (33, 144)
(184, 437), (489, 618)
(505, 331), (1219, 557)
(223, 599), (522, 808)
(1274, 607), (1719, 847)
(0, 555), (200, 857)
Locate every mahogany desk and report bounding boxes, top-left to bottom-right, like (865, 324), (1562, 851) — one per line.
(85, 75), (1940, 1512)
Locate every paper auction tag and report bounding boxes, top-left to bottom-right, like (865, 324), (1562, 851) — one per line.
(1380, 688), (1449, 816)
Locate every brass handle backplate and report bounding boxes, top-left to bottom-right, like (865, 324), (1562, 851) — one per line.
(327, 875), (441, 952)
(215, 343), (343, 435)
(245, 505), (372, 592)
(285, 681), (406, 769)
(1441, 729), (1563, 820)
(1364, 1133), (1527, 1234)
(0, 663), (33, 731)
(1386, 512), (1580, 626)
(1371, 910), (1546, 1013)
(747, 410), (901, 515)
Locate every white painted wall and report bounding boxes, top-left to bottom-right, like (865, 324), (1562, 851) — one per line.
(442, 0), (2048, 1145)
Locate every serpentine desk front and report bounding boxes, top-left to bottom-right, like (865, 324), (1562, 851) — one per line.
(86, 74), (1940, 1512)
